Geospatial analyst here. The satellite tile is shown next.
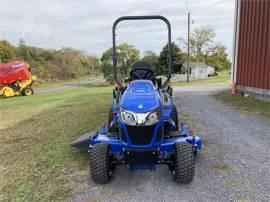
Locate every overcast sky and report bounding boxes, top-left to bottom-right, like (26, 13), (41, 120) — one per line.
(0, 0), (235, 58)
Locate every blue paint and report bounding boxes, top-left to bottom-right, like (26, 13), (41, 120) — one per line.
(120, 80), (160, 113)
(91, 127), (202, 153)
(100, 126), (107, 134)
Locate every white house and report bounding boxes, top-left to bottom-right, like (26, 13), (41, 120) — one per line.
(159, 62), (215, 82)
(183, 62), (215, 80)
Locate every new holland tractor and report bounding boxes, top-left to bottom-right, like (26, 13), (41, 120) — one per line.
(71, 16), (202, 184)
(0, 61), (36, 97)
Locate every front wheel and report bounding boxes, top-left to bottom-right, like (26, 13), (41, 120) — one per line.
(90, 143), (113, 184)
(22, 86), (34, 96)
(173, 142), (194, 184)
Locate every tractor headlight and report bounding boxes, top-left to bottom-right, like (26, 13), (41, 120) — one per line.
(121, 109), (136, 126)
(121, 108), (160, 126)
(145, 109), (160, 125)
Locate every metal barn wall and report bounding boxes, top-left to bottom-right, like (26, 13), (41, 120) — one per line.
(235, 0), (270, 90)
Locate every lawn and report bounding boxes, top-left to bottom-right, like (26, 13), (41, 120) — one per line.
(0, 85), (112, 201)
(32, 75), (104, 88)
(172, 70), (230, 86)
(214, 91), (270, 121)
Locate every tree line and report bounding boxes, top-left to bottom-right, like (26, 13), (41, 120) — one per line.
(0, 25), (230, 83)
(0, 39), (101, 81)
(100, 25), (231, 83)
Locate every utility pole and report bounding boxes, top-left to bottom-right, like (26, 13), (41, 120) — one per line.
(187, 12), (190, 82)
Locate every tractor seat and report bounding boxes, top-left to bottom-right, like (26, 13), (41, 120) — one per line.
(130, 61), (155, 82)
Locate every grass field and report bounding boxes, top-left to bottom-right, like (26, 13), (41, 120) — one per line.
(0, 85), (112, 201)
(32, 75), (106, 88)
(214, 91), (270, 121)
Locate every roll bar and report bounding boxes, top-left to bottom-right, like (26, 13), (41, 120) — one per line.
(112, 15), (172, 87)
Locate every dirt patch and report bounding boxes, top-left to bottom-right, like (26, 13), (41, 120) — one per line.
(84, 198), (101, 202)
(62, 168), (91, 199)
(213, 164), (232, 174)
(227, 180), (248, 189)
(65, 169), (89, 185)
(230, 193), (251, 202)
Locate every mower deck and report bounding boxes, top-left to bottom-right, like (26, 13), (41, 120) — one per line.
(71, 124), (202, 153)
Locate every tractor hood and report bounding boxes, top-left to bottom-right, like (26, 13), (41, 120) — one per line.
(120, 80), (160, 113)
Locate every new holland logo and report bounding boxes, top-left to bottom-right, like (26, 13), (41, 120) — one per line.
(138, 104), (143, 109)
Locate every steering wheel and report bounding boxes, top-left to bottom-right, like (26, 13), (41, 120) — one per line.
(130, 67), (154, 80)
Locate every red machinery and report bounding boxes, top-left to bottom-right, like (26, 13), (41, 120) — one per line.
(0, 61), (31, 84)
(0, 61), (36, 97)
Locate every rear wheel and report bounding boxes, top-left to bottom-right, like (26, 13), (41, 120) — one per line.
(90, 143), (113, 184)
(22, 86), (34, 96)
(108, 107), (117, 132)
(170, 105), (179, 131)
(173, 142), (194, 184)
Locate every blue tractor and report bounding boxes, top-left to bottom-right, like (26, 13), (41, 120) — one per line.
(71, 15), (202, 184)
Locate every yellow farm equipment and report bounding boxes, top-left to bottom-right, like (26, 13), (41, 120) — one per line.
(0, 61), (37, 98)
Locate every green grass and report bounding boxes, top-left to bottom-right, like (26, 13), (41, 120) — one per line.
(33, 77), (85, 88)
(32, 75), (105, 88)
(172, 70), (230, 86)
(0, 85), (112, 201)
(214, 91), (270, 121)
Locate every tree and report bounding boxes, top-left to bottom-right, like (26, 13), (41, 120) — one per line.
(141, 50), (160, 71)
(158, 42), (182, 75)
(101, 43), (139, 81)
(206, 44), (231, 71)
(190, 25), (216, 60)
(18, 38), (26, 46)
(16, 39), (31, 61)
(0, 40), (16, 63)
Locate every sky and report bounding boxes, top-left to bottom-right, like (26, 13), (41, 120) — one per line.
(0, 0), (235, 58)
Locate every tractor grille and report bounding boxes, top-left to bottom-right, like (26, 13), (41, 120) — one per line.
(126, 124), (157, 145)
(119, 127), (127, 142)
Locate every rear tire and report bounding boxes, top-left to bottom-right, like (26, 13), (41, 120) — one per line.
(108, 107), (117, 132)
(173, 142), (194, 184)
(90, 143), (113, 184)
(170, 105), (179, 131)
(22, 86), (34, 96)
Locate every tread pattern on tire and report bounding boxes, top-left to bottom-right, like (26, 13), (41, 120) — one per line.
(170, 105), (179, 131)
(174, 142), (194, 184)
(107, 107), (114, 132)
(90, 143), (112, 184)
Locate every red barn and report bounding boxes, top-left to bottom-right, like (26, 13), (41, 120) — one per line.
(231, 0), (270, 100)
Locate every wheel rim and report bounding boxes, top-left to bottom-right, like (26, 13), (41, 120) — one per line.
(25, 89), (32, 95)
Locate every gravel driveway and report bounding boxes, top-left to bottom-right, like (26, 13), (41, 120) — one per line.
(72, 84), (270, 202)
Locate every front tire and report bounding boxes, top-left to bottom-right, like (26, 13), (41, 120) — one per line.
(22, 86), (34, 96)
(90, 143), (113, 184)
(173, 142), (194, 184)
